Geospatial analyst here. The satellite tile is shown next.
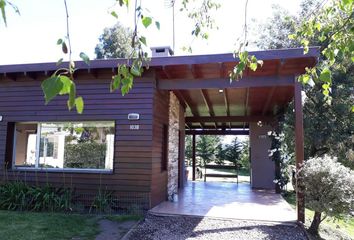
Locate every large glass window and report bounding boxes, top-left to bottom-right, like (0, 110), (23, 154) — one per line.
(14, 121), (115, 171)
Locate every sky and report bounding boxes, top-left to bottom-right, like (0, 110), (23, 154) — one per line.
(0, 0), (302, 65)
(0, 0), (303, 144)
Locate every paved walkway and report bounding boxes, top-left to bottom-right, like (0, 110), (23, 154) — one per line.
(150, 182), (296, 223)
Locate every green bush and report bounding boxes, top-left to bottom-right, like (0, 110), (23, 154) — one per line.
(299, 155), (354, 234)
(0, 182), (72, 212)
(64, 142), (106, 169)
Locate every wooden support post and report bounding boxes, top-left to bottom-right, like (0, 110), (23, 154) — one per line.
(192, 134), (196, 181)
(294, 81), (305, 223)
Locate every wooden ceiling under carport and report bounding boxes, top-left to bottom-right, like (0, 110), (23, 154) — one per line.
(154, 48), (318, 130)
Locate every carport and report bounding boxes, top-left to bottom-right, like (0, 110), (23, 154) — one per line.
(151, 47), (319, 222)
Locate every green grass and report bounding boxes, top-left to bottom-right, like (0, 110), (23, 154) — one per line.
(0, 211), (141, 240)
(211, 168), (250, 176)
(0, 210), (100, 240)
(282, 191), (354, 239)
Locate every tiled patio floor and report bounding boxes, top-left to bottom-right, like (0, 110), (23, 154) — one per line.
(150, 181), (296, 223)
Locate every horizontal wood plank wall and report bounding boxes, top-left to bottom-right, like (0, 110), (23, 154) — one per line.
(0, 73), (154, 207)
(150, 89), (170, 207)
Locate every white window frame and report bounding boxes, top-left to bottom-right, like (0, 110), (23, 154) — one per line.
(12, 121), (114, 174)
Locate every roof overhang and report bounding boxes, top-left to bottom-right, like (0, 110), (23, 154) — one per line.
(0, 47), (319, 131)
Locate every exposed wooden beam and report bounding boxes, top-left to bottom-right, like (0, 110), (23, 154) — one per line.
(190, 64), (198, 78)
(243, 88), (250, 129)
(262, 87), (276, 115)
(157, 76), (295, 90)
(186, 115), (274, 123)
(186, 130), (249, 135)
(4, 72), (17, 81)
(187, 124), (248, 130)
(222, 88), (231, 129)
(277, 59), (286, 75)
(294, 81), (305, 223)
(162, 66), (172, 79)
(219, 62), (224, 78)
(200, 89), (217, 128)
(173, 90), (187, 109)
(176, 90), (203, 129)
(223, 89), (230, 116)
(24, 72), (36, 80)
(88, 68), (98, 78)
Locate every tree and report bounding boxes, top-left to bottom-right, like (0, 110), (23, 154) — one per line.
(214, 143), (225, 165)
(196, 135), (220, 167)
(95, 22), (134, 59)
(185, 135), (193, 166)
(254, 1), (354, 169)
(222, 137), (242, 167)
(298, 155), (354, 235)
(239, 140), (250, 171)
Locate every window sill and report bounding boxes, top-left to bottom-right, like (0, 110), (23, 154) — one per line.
(12, 167), (113, 174)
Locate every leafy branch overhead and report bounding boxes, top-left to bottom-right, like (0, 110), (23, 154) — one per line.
(0, 0), (19, 26)
(290, 0), (354, 108)
(40, 0), (89, 114)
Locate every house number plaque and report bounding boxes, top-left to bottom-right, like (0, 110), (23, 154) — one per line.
(130, 124), (140, 130)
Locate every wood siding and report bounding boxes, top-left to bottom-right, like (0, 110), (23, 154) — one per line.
(0, 72), (155, 207)
(150, 89), (169, 207)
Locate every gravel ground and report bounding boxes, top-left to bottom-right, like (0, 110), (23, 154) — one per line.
(123, 214), (307, 240)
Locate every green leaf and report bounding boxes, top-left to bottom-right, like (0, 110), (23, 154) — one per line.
(351, 106), (354, 112)
(67, 83), (76, 110)
(139, 36), (147, 46)
(110, 11), (118, 19)
(288, 34), (296, 40)
(351, 56), (354, 62)
(322, 83), (330, 90)
(56, 58), (63, 66)
(249, 62), (257, 71)
(142, 16), (152, 28)
(41, 75), (62, 104)
(75, 97), (84, 114)
(58, 75), (73, 95)
(110, 75), (121, 92)
(299, 74), (310, 84)
(314, 22), (321, 31)
(342, 0), (353, 7)
(79, 52), (90, 65)
(0, 0), (7, 26)
(155, 21), (160, 30)
(319, 68), (332, 83)
(62, 42), (68, 54)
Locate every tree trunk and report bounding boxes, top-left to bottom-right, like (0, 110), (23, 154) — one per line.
(308, 211), (322, 235)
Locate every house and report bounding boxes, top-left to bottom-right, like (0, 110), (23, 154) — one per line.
(0, 47), (318, 220)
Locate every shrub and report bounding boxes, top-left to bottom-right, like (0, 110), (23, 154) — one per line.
(298, 155), (354, 235)
(0, 182), (73, 212)
(89, 189), (113, 214)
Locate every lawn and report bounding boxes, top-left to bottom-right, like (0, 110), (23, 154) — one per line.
(0, 210), (141, 240)
(282, 191), (354, 239)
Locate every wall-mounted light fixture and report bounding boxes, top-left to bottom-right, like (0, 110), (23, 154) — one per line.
(218, 89), (224, 93)
(0, 115), (3, 122)
(128, 113), (140, 121)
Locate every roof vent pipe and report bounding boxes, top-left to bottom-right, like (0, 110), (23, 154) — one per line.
(150, 46), (174, 57)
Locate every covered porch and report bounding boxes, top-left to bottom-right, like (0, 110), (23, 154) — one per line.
(151, 181), (296, 222)
(153, 48), (319, 222)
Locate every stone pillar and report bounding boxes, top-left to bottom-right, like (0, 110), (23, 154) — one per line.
(167, 92), (180, 201)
